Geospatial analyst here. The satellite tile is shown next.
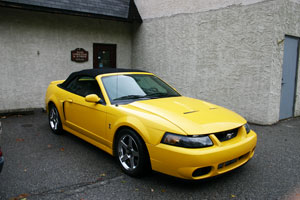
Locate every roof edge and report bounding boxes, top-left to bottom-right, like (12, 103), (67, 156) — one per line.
(128, 0), (143, 23)
(0, 1), (142, 23)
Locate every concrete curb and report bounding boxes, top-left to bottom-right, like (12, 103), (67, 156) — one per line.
(0, 108), (46, 117)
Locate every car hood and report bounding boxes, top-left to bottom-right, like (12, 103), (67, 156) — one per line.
(127, 96), (246, 135)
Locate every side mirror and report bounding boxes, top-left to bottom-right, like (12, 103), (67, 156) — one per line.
(85, 94), (101, 103)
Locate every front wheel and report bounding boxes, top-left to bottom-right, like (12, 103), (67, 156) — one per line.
(116, 128), (150, 177)
(48, 104), (63, 134)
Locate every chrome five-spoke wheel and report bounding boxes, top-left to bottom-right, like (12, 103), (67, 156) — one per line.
(48, 104), (63, 134)
(116, 129), (150, 177)
(49, 106), (59, 131)
(118, 134), (140, 171)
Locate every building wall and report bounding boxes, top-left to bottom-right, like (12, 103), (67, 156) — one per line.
(0, 7), (132, 112)
(132, 0), (300, 124)
(1, 1), (299, 125)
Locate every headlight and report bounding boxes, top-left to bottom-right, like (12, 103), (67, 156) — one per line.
(161, 132), (213, 148)
(244, 123), (250, 134)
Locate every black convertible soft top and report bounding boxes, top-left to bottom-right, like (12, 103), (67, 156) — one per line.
(60, 68), (148, 88)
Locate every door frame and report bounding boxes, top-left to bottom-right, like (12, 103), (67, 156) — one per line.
(279, 35), (300, 120)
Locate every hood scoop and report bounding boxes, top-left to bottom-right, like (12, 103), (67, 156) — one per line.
(183, 107), (217, 114)
(127, 96), (245, 135)
(183, 110), (199, 114)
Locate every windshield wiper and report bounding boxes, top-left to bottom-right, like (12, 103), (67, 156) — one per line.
(145, 93), (179, 98)
(113, 93), (179, 101)
(113, 95), (146, 101)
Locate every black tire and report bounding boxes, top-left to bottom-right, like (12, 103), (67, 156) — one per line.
(48, 104), (63, 135)
(116, 128), (150, 177)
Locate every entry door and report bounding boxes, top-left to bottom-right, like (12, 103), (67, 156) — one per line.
(93, 43), (116, 68)
(279, 36), (299, 120)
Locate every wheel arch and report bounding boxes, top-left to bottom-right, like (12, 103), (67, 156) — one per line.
(112, 125), (152, 171)
(47, 96), (65, 123)
(112, 126), (148, 157)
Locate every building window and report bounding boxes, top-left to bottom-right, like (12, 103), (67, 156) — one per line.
(93, 43), (116, 68)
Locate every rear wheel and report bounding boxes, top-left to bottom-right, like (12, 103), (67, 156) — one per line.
(48, 104), (63, 134)
(116, 128), (150, 177)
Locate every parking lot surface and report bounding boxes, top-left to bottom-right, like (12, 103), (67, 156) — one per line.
(0, 111), (299, 200)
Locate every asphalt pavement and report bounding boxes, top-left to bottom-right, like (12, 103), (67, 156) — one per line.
(0, 111), (299, 200)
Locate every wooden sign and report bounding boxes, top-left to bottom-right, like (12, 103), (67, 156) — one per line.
(71, 48), (88, 62)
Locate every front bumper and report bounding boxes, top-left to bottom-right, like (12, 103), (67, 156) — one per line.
(0, 156), (4, 173)
(147, 130), (257, 180)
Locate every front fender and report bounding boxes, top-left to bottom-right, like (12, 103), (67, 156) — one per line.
(111, 115), (153, 144)
(108, 109), (183, 146)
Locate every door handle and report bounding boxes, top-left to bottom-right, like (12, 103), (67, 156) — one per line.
(66, 99), (73, 103)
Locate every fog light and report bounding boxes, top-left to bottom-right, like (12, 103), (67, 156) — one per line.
(192, 167), (212, 177)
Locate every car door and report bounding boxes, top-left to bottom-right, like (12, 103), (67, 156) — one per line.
(63, 76), (107, 144)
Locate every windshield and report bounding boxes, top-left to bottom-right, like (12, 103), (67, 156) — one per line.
(101, 74), (180, 103)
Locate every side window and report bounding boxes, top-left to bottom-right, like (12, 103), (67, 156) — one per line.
(65, 76), (102, 98)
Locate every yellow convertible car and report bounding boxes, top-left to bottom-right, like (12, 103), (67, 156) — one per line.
(45, 68), (257, 180)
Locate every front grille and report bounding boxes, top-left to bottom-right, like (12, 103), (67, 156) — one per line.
(218, 152), (249, 169)
(214, 128), (238, 142)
